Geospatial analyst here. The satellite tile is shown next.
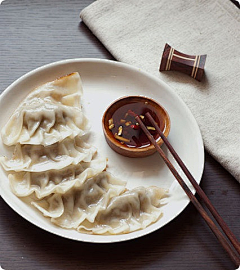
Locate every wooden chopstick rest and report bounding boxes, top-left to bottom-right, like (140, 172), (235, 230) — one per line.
(159, 43), (207, 81)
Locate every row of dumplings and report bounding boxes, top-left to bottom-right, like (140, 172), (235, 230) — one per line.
(0, 72), (166, 235)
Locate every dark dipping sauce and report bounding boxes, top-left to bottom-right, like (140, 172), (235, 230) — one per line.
(109, 101), (163, 148)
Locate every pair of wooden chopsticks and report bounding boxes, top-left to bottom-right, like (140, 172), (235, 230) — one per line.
(135, 112), (240, 267)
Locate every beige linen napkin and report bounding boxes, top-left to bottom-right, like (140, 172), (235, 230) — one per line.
(80, 0), (240, 182)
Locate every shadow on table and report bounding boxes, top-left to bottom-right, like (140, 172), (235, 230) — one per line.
(78, 22), (114, 60)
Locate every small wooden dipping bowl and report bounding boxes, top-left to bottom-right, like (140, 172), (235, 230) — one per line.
(102, 96), (171, 158)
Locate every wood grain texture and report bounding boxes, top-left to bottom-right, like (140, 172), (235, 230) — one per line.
(159, 43), (207, 81)
(0, 1), (239, 270)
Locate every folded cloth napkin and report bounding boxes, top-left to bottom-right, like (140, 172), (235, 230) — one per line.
(80, 0), (240, 182)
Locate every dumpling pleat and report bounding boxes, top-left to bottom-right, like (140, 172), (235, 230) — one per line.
(9, 158), (107, 198)
(0, 137), (96, 172)
(77, 187), (166, 235)
(32, 172), (127, 229)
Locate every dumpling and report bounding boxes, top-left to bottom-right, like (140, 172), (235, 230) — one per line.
(78, 186), (166, 235)
(0, 137), (96, 172)
(1, 73), (88, 146)
(1, 98), (89, 146)
(32, 172), (127, 228)
(9, 158), (107, 198)
(25, 72), (83, 107)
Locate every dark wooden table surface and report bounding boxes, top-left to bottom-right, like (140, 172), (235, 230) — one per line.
(0, 1), (239, 270)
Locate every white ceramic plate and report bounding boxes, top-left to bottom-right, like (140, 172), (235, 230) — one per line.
(0, 59), (204, 243)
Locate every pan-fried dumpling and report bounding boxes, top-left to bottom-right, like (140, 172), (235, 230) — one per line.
(1, 73), (88, 146)
(9, 158), (107, 198)
(32, 172), (126, 228)
(78, 186), (166, 235)
(1, 98), (89, 146)
(0, 137), (96, 172)
(25, 72), (83, 107)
